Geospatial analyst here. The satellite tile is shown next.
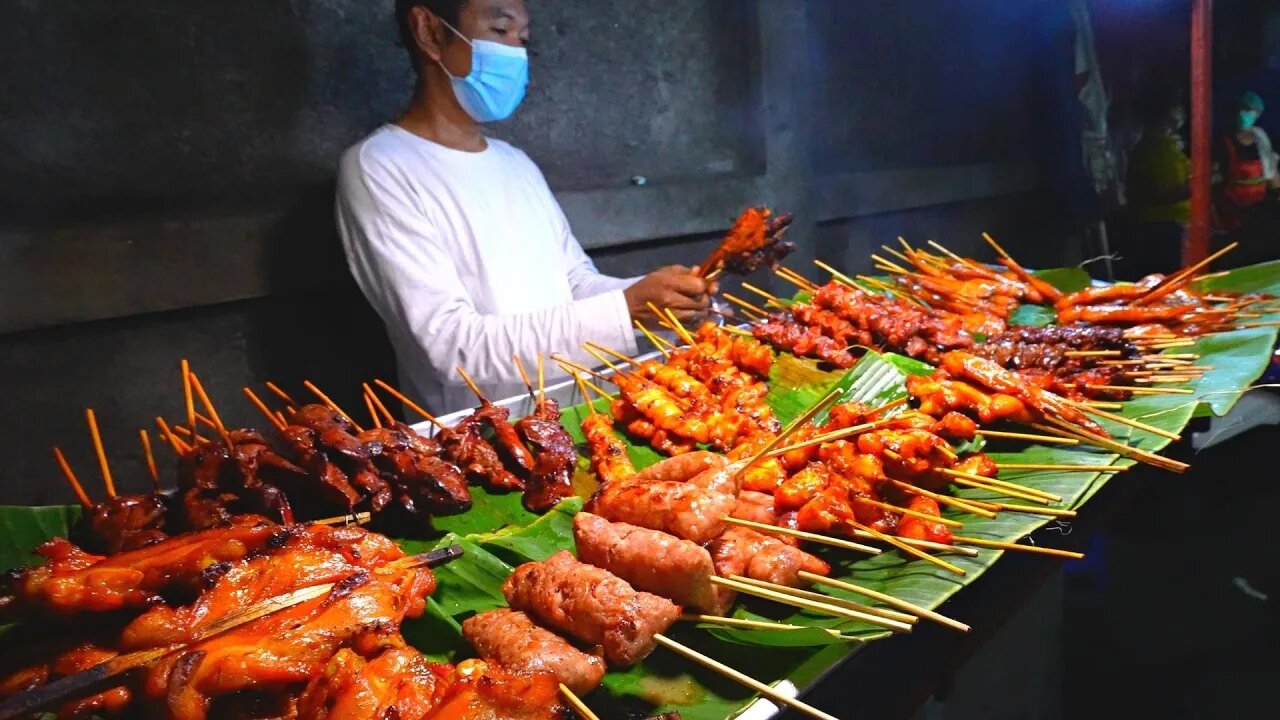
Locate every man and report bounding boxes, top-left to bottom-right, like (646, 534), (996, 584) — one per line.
(1121, 85), (1189, 278)
(336, 0), (712, 414)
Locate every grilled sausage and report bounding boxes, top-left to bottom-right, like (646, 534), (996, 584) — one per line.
(573, 513), (734, 615)
(585, 480), (734, 545)
(462, 608), (606, 695)
(503, 551), (680, 666)
(708, 527), (830, 588)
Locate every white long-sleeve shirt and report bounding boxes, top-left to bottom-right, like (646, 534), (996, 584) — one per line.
(336, 125), (639, 415)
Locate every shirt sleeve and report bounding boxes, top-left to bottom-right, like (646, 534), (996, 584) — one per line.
(1255, 128), (1278, 179)
(338, 147), (638, 387)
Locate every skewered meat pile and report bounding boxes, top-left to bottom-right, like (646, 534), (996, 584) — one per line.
(0, 518), (570, 720)
(697, 207), (796, 278)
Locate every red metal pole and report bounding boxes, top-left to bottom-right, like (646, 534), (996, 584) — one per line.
(1186, 0), (1213, 264)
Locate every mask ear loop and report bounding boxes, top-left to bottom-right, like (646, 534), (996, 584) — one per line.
(432, 15), (474, 79)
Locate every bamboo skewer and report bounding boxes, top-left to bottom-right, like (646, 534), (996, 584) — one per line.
(571, 371), (600, 413)
(138, 430), (160, 489)
(777, 266), (819, 291)
(664, 308), (699, 346)
(996, 463), (1125, 473)
(1038, 420), (1188, 472)
(951, 535), (1084, 560)
(537, 353), (546, 405)
(726, 575), (917, 626)
(300, 380), (362, 433)
(84, 409), (116, 498)
(264, 381), (297, 408)
(1063, 350), (1123, 358)
(189, 373), (235, 446)
(1087, 385), (1194, 395)
(634, 321), (672, 358)
(941, 470), (1056, 504)
(181, 358), (196, 439)
(981, 502), (1077, 518)
(243, 388), (287, 431)
(1135, 242), (1238, 306)
(849, 519), (966, 575)
(722, 516), (880, 555)
(154, 417), (189, 455)
(512, 354), (538, 402)
(798, 572), (970, 633)
(709, 576), (912, 632)
(1066, 401), (1181, 441)
(373, 379), (446, 431)
(363, 393), (381, 429)
(680, 614), (855, 639)
(763, 418), (897, 457)
(559, 684), (600, 720)
(855, 496), (964, 528)
(363, 384), (397, 426)
(652, 635), (839, 720)
(455, 366), (490, 405)
(888, 480), (999, 519)
(52, 448), (92, 508)
(722, 293), (769, 319)
(974, 429), (1079, 445)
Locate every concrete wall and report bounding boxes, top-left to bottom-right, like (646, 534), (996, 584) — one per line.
(0, 0), (1081, 504)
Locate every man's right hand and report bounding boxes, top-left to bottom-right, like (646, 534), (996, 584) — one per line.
(625, 265), (717, 326)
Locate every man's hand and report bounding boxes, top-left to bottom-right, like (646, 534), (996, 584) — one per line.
(625, 265), (718, 326)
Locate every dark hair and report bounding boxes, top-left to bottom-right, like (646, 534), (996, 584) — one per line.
(1136, 83), (1183, 126)
(395, 0), (467, 71)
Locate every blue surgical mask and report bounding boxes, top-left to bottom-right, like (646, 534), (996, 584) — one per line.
(437, 19), (529, 123)
(1240, 109), (1260, 130)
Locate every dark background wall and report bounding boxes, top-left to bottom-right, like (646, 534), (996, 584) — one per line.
(0, 0), (1083, 505)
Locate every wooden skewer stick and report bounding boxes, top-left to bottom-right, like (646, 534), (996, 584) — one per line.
(512, 354), (538, 402)
(664, 308), (699, 346)
(942, 469), (1057, 504)
(764, 418), (896, 457)
(363, 383), (397, 426)
(301, 379), (363, 433)
(582, 345), (627, 377)
(373, 379), (446, 431)
(1083, 401), (1125, 410)
(652, 635), (840, 720)
(138, 430), (160, 489)
(634, 320), (673, 358)
(722, 292), (769, 318)
(584, 341), (641, 368)
(777, 266), (819, 291)
(181, 358), (197, 438)
(799, 572), (970, 633)
(645, 302), (677, 332)
(84, 408), (116, 499)
(189, 373), (236, 446)
(571, 371), (600, 415)
(1063, 350), (1123, 358)
(52, 447), (92, 508)
(1038, 420), (1189, 472)
(981, 502), (1078, 518)
(264, 381), (298, 408)
(974, 429), (1079, 445)
(1087, 385), (1194, 395)
(313, 511), (373, 526)
(709, 576), (912, 632)
(363, 392), (382, 429)
(243, 388), (287, 431)
(1135, 241), (1238, 306)
(455, 366), (490, 405)
(888, 480), (998, 519)
(848, 529), (978, 556)
(726, 575), (918, 626)
(1066, 401), (1181, 441)
(813, 259), (859, 288)
(855, 496), (964, 528)
(848, 519), (966, 575)
(869, 253), (911, 275)
(537, 353), (546, 405)
(996, 463), (1126, 473)
(559, 684), (600, 720)
(154, 417), (189, 454)
(735, 387), (845, 480)
(952, 535), (1085, 560)
(722, 516), (880, 555)
(681, 613), (857, 639)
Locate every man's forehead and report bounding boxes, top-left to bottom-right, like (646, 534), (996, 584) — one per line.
(465, 0), (529, 23)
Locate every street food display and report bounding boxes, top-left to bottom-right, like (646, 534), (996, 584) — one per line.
(2, 216), (1278, 720)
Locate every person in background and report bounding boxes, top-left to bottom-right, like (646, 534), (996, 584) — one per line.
(335, 0), (714, 415)
(1216, 91), (1279, 232)
(1120, 85), (1189, 278)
